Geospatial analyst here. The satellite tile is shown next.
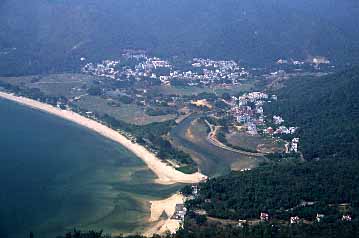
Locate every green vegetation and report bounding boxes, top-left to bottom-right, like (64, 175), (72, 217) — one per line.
(178, 159), (359, 238)
(87, 86), (102, 96)
(176, 67), (359, 238)
(187, 159), (359, 220)
(100, 114), (196, 171)
(177, 220), (359, 238)
(0, 80), (67, 106)
(74, 95), (176, 125)
(51, 223), (359, 238)
(264, 68), (359, 161)
(145, 107), (176, 116)
(1, 1), (358, 76)
(55, 230), (109, 238)
(216, 129), (258, 153)
(118, 95), (134, 104)
(176, 165), (198, 174)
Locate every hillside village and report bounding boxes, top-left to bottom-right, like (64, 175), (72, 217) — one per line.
(81, 50), (332, 88)
(82, 51), (250, 87)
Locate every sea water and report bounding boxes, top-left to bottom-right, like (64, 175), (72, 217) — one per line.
(0, 99), (179, 238)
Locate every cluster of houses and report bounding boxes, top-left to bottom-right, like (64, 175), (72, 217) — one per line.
(227, 90), (302, 155)
(228, 92), (272, 135)
(82, 60), (120, 79)
(238, 213), (353, 227)
(276, 58), (305, 66)
(264, 115), (297, 137)
(81, 52), (332, 86)
(81, 51), (250, 87)
(171, 185), (200, 224)
(172, 204), (187, 222)
(276, 56), (331, 67)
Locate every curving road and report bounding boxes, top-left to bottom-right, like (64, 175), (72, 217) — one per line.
(204, 119), (266, 157)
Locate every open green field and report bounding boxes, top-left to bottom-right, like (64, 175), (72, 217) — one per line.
(0, 74), (178, 125)
(75, 95), (177, 125)
(226, 131), (285, 154)
(0, 74), (94, 97)
(149, 82), (255, 97)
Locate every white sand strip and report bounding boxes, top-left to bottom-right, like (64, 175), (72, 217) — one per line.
(0, 91), (207, 185)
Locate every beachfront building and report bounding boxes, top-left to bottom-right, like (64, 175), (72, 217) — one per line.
(172, 204), (187, 221)
(260, 212), (269, 222)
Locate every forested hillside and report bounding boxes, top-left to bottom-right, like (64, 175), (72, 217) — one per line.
(1, 0), (359, 75)
(265, 67), (359, 161)
(188, 159), (359, 221)
(177, 67), (359, 238)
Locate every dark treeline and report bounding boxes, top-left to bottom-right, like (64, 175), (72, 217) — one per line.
(48, 220), (359, 238)
(177, 220), (359, 238)
(176, 67), (359, 238)
(1, 1), (359, 75)
(264, 67), (359, 161)
(186, 159), (359, 220)
(100, 114), (196, 172)
(0, 80), (67, 106)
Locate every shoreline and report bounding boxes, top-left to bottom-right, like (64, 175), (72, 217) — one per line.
(0, 91), (207, 185)
(143, 193), (185, 236)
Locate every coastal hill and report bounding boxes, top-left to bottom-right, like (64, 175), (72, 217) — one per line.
(265, 67), (359, 161)
(1, 0), (359, 75)
(178, 67), (359, 238)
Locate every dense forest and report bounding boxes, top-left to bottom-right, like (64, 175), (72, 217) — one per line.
(1, 0), (359, 75)
(177, 158), (359, 238)
(48, 221), (359, 238)
(186, 159), (359, 221)
(177, 220), (359, 238)
(176, 67), (359, 238)
(264, 67), (359, 161)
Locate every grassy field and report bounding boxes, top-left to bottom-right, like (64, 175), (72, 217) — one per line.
(0, 73), (94, 97)
(75, 95), (177, 125)
(149, 82), (255, 96)
(226, 131), (285, 154)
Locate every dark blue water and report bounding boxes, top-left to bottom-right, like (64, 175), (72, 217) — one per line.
(0, 99), (179, 238)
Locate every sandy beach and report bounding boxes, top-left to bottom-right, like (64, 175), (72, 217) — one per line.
(144, 193), (185, 236)
(0, 91), (207, 185)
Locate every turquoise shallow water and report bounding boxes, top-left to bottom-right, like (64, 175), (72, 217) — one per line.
(0, 98), (180, 238)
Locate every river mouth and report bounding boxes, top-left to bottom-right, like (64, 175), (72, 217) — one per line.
(170, 113), (265, 177)
(0, 98), (181, 238)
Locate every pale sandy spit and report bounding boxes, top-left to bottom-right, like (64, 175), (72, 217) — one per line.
(0, 91), (207, 185)
(143, 193), (184, 236)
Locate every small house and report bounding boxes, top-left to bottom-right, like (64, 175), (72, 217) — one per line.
(260, 212), (269, 222)
(316, 214), (325, 222)
(342, 215), (352, 222)
(290, 216), (300, 224)
(238, 219), (248, 227)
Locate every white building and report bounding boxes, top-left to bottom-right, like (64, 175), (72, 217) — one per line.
(273, 115), (284, 125)
(290, 216), (300, 224)
(291, 138), (300, 153)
